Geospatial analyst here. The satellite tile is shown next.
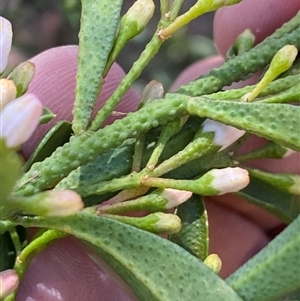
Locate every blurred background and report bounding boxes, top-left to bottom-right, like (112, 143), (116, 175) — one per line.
(1, 0), (217, 91)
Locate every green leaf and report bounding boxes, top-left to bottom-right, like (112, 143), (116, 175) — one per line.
(0, 139), (22, 204)
(56, 140), (134, 192)
(226, 214), (300, 301)
(0, 232), (16, 271)
(18, 211), (243, 301)
(23, 121), (72, 172)
(236, 175), (300, 223)
(39, 107), (56, 124)
(170, 194), (209, 261)
(72, 0), (123, 134)
(187, 99), (300, 151)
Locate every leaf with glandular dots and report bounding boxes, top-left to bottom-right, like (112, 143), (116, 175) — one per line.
(72, 0), (123, 134)
(226, 215), (300, 301)
(170, 194), (209, 261)
(187, 98), (300, 151)
(18, 211), (243, 301)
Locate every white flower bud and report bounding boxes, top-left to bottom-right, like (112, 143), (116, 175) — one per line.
(123, 0), (155, 34)
(38, 190), (84, 217)
(0, 93), (42, 148)
(209, 167), (249, 195)
(9, 190), (84, 217)
(283, 148), (298, 158)
(0, 79), (17, 110)
(0, 17), (13, 73)
(159, 188), (192, 209)
(202, 119), (245, 150)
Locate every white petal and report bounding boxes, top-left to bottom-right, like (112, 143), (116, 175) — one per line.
(0, 93), (42, 148)
(0, 17), (13, 73)
(202, 119), (245, 150)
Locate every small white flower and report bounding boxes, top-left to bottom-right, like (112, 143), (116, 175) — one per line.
(0, 17), (13, 73)
(0, 93), (43, 148)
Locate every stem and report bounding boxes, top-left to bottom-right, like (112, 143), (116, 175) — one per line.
(90, 26), (166, 131)
(8, 227), (22, 256)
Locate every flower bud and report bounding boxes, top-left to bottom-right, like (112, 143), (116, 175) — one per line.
(142, 167), (249, 196)
(122, 0), (154, 36)
(283, 148), (297, 158)
(0, 79), (17, 110)
(158, 188), (192, 209)
(202, 119), (245, 150)
(9, 190), (84, 217)
(139, 80), (164, 109)
(208, 167), (249, 195)
(0, 93), (42, 148)
(204, 254), (222, 273)
(0, 269), (19, 299)
(8, 61), (36, 96)
(243, 45), (298, 101)
(104, 212), (182, 234)
(0, 17), (13, 73)
(248, 168), (300, 196)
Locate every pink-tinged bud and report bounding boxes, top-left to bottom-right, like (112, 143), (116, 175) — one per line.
(202, 119), (245, 150)
(0, 93), (42, 148)
(0, 17), (13, 73)
(209, 167), (249, 195)
(283, 148), (297, 158)
(9, 190), (84, 217)
(159, 188), (192, 209)
(0, 79), (17, 109)
(0, 269), (19, 299)
(38, 190), (84, 217)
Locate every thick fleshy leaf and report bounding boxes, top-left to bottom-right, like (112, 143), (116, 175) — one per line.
(170, 194), (209, 261)
(56, 141), (134, 192)
(17, 211), (243, 301)
(187, 99), (300, 151)
(23, 121), (72, 172)
(236, 175), (300, 223)
(0, 140), (22, 204)
(226, 215), (300, 301)
(72, 0), (123, 133)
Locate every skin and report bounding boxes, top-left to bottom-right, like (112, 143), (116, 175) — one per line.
(15, 0), (300, 300)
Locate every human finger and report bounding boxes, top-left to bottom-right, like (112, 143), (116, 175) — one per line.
(214, 0), (300, 57)
(17, 237), (139, 301)
(21, 45), (140, 158)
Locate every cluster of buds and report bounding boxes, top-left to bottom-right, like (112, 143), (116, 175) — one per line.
(0, 16), (84, 217)
(0, 17), (42, 149)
